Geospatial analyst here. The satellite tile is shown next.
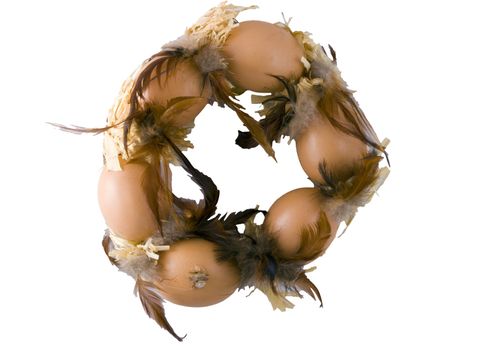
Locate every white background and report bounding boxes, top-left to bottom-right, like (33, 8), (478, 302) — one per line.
(1, 0), (483, 349)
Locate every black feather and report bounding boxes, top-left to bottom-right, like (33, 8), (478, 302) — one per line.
(162, 132), (219, 223)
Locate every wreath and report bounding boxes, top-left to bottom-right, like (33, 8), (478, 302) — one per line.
(51, 2), (390, 341)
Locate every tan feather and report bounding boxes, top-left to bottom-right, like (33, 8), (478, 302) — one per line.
(257, 282), (296, 311)
(161, 96), (206, 122)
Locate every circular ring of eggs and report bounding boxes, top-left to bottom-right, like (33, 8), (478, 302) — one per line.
(57, 3), (389, 341)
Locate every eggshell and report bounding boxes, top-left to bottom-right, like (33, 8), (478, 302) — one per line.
(222, 20), (305, 92)
(264, 187), (339, 258)
(97, 161), (160, 242)
(155, 239), (240, 307)
(142, 59), (212, 127)
(296, 117), (369, 184)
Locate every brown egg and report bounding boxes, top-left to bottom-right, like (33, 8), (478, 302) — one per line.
(97, 161), (161, 242)
(264, 187), (339, 258)
(142, 59), (212, 127)
(296, 116), (369, 184)
(155, 239), (240, 307)
(222, 20), (305, 92)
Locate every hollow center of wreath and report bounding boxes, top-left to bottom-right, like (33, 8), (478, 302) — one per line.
(169, 92), (310, 219)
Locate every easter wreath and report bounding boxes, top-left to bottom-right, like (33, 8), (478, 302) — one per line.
(51, 2), (390, 341)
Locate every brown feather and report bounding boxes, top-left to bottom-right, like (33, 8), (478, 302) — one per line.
(315, 149), (389, 228)
(159, 156), (173, 220)
(47, 49), (187, 153)
(207, 71), (276, 160)
(127, 98), (201, 165)
(123, 51), (186, 155)
(295, 272), (323, 307)
(288, 211), (332, 262)
(46, 122), (115, 135)
(138, 158), (164, 235)
(161, 131), (220, 225)
(310, 46), (388, 162)
(236, 76), (298, 150)
(237, 98), (295, 149)
(162, 96), (206, 121)
(127, 99), (206, 234)
(317, 153), (384, 201)
(135, 278), (186, 342)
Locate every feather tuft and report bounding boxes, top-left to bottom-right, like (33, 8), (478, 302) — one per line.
(237, 76), (298, 149)
(315, 147), (390, 227)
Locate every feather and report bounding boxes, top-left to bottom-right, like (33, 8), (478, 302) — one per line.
(180, 206), (324, 311)
(219, 208), (267, 230)
(118, 97), (207, 237)
(240, 217), (325, 311)
(270, 74), (297, 102)
(295, 272), (323, 307)
(317, 153), (383, 201)
(236, 76), (297, 149)
(328, 44), (337, 64)
(47, 50), (187, 155)
(207, 71), (276, 160)
(257, 283), (296, 311)
(315, 146), (390, 227)
(292, 30), (388, 162)
(287, 211), (333, 262)
(309, 47), (387, 159)
(159, 156), (173, 220)
(135, 278), (185, 342)
(46, 122), (114, 135)
(192, 44), (227, 74)
(122, 50), (188, 155)
(138, 158), (164, 235)
(162, 131), (220, 224)
(162, 96), (206, 122)
(129, 98), (200, 163)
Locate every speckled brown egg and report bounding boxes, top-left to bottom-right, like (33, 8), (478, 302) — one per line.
(222, 20), (305, 92)
(296, 116), (369, 184)
(97, 161), (161, 242)
(264, 187), (339, 258)
(142, 59), (212, 127)
(155, 238), (240, 307)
